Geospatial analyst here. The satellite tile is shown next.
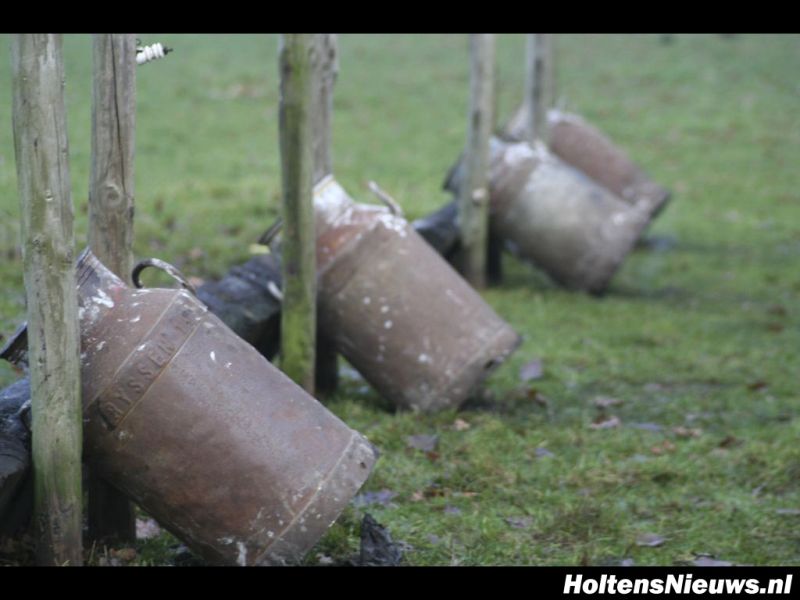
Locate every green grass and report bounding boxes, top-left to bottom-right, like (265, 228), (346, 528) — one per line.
(0, 34), (799, 566)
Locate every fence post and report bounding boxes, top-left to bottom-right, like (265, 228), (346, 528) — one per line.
(278, 34), (316, 393)
(10, 33), (84, 566)
(456, 33), (495, 289)
(310, 33), (339, 396)
(523, 33), (554, 146)
(86, 33), (138, 544)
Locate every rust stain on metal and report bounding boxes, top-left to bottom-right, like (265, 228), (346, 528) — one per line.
(314, 177), (520, 412)
(10, 249), (378, 565)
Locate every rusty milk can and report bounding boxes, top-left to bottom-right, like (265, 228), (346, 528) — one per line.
(503, 106), (671, 221)
(482, 137), (652, 293)
(15, 249), (378, 565)
(444, 108), (669, 293)
(313, 176), (520, 412)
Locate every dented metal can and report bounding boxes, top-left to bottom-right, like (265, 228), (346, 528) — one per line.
(503, 107), (671, 220)
(314, 177), (520, 412)
(485, 138), (652, 293)
(51, 249), (377, 565)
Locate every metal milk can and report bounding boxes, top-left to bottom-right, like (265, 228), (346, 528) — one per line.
(36, 249), (378, 565)
(313, 177), (520, 412)
(503, 107), (671, 220)
(483, 137), (652, 293)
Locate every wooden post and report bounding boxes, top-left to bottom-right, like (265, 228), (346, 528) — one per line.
(10, 34), (83, 566)
(310, 34), (337, 184)
(310, 33), (339, 396)
(523, 33), (554, 146)
(278, 34), (316, 393)
(86, 33), (137, 544)
(89, 34), (136, 283)
(456, 34), (495, 289)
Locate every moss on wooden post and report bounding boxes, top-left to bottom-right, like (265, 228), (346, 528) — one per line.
(456, 34), (495, 289)
(10, 33), (83, 566)
(87, 33), (137, 544)
(279, 34), (316, 393)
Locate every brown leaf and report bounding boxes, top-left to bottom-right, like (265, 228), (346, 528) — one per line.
(651, 440), (676, 455)
(747, 380), (768, 392)
(718, 435), (742, 448)
(589, 415), (621, 430)
(110, 547), (137, 562)
(411, 484), (446, 501)
(452, 418), (471, 431)
(527, 388), (551, 407)
(636, 533), (666, 547)
(188, 247), (205, 260)
(767, 304), (788, 317)
(519, 359), (544, 382)
(672, 426), (702, 439)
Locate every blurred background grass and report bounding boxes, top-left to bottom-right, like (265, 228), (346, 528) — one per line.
(0, 34), (798, 565)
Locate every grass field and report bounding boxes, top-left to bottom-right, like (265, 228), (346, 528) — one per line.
(0, 34), (798, 566)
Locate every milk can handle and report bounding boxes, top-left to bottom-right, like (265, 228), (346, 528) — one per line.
(132, 258), (198, 296)
(368, 181), (404, 217)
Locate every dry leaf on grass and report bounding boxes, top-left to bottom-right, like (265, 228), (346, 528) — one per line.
(452, 418), (471, 431)
(590, 415), (621, 430)
(673, 426), (703, 438)
(651, 440), (677, 455)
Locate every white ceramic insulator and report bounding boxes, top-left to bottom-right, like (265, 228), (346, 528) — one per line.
(136, 43), (166, 65)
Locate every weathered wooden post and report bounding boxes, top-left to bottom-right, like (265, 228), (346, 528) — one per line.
(278, 34), (316, 393)
(456, 33), (495, 289)
(86, 33), (137, 544)
(523, 33), (554, 146)
(10, 33), (83, 566)
(310, 33), (339, 396)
